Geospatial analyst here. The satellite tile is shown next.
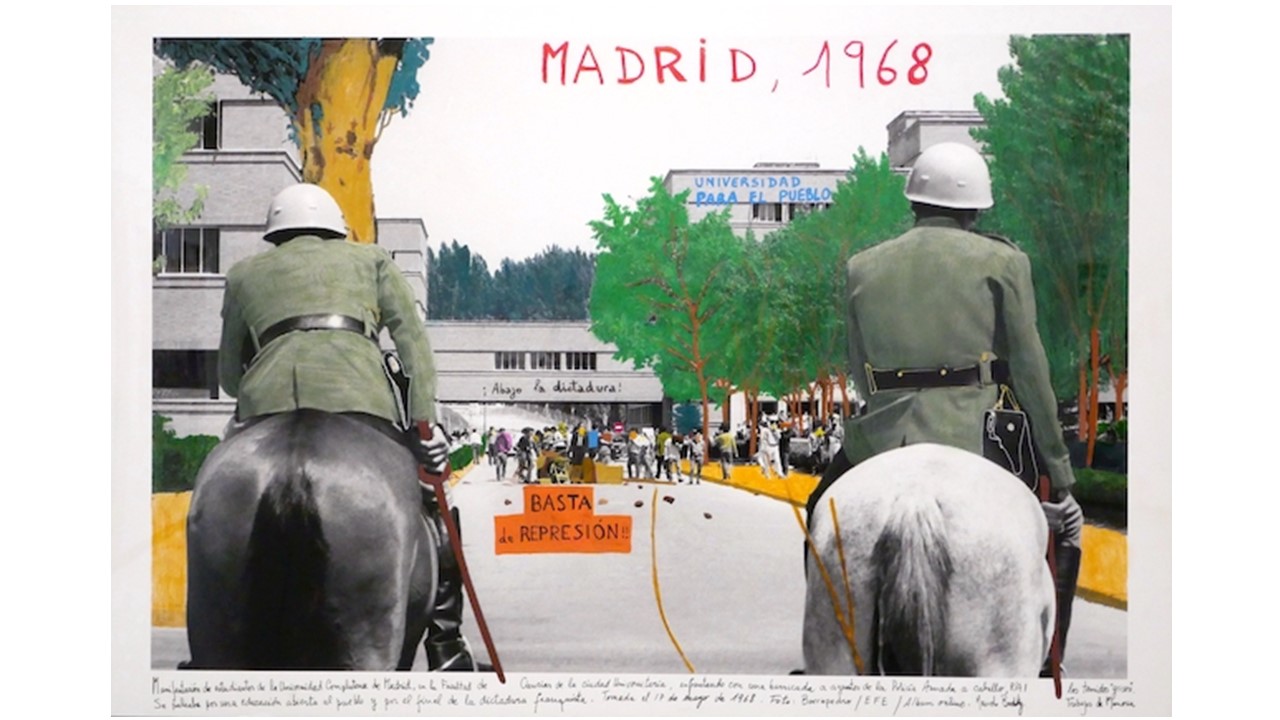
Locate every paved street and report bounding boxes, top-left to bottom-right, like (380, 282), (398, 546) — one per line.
(153, 460), (1125, 677)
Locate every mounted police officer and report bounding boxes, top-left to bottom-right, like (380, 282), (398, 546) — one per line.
(217, 182), (485, 672)
(804, 142), (1084, 672)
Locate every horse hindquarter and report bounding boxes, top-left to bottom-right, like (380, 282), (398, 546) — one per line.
(803, 444), (1054, 678)
(186, 412), (431, 671)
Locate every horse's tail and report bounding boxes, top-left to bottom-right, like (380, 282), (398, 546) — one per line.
(243, 414), (338, 669)
(871, 494), (953, 675)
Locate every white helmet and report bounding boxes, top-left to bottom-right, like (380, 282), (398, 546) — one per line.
(264, 183), (348, 241)
(904, 142), (993, 210)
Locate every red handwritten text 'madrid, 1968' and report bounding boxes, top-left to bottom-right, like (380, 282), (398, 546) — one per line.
(541, 40), (934, 88)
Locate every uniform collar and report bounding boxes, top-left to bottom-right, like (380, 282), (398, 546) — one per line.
(277, 233), (336, 247)
(914, 216), (966, 230)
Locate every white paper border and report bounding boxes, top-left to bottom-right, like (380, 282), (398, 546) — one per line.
(108, 4), (1174, 716)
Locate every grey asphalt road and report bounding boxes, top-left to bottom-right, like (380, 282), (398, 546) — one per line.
(153, 462), (1126, 677)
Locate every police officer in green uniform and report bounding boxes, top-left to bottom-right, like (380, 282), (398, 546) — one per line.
(218, 182), (483, 672)
(805, 142), (1084, 670)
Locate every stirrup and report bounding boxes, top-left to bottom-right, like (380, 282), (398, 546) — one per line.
(428, 637), (481, 672)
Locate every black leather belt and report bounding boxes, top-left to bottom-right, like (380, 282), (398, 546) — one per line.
(867, 359), (1010, 393)
(256, 313), (377, 349)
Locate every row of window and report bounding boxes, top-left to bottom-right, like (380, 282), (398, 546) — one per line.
(750, 202), (832, 223)
(154, 350), (219, 399)
(153, 349), (608, 398)
(154, 227), (221, 274)
(495, 351), (598, 371)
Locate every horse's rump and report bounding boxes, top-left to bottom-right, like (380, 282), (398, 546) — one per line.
(186, 410), (434, 670)
(803, 443), (1054, 677)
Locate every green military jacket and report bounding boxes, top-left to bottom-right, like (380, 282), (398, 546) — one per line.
(841, 216), (1074, 491)
(218, 234), (438, 426)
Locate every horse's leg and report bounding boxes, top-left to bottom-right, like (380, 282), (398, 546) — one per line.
(185, 441), (262, 669)
(398, 514), (438, 670)
(803, 549), (864, 674)
(933, 470), (1058, 677)
(318, 481), (422, 670)
(941, 546), (1056, 676)
(802, 493), (879, 675)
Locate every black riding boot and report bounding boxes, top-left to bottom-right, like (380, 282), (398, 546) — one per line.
(1041, 540), (1082, 677)
(423, 504), (481, 671)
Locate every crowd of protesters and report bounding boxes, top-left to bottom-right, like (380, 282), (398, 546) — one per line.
(462, 409), (849, 485)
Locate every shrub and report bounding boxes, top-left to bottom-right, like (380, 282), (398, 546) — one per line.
(1072, 467), (1127, 508)
(449, 444), (474, 469)
(1097, 417), (1128, 444)
(153, 414), (221, 493)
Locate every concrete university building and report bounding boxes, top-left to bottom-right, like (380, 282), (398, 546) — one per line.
(151, 56), (981, 437)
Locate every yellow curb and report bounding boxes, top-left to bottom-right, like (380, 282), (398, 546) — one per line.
(1079, 525), (1127, 609)
(152, 492), (191, 628)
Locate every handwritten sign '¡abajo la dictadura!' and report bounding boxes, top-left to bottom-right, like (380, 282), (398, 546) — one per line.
(495, 485), (632, 554)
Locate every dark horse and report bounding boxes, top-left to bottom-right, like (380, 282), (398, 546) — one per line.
(184, 410), (437, 670)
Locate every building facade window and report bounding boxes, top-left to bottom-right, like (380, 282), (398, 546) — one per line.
(565, 352), (598, 371)
(189, 102), (220, 151)
(788, 202), (831, 219)
(154, 227), (221, 274)
(153, 350), (220, 399)
(531, 351), (561, 371)
(494, 351), (526, 370)
(751, 202), (784, 222)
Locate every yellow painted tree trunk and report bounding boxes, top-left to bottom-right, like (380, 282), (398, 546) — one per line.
(292, 39), (401, 245)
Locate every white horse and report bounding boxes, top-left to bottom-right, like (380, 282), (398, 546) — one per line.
(803, 443), (1055, 676)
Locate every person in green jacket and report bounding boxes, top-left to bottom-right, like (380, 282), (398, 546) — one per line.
(217, 182), (483, 672)
(804, 142), (1084, 670)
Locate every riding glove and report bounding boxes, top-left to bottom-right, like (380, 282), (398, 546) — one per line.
(1040, 490), (1084, 547)
(409, 422), (451, 475)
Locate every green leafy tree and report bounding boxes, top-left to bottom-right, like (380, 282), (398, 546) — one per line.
(752, 228), (815, 423)
(973, 34), (1130, 467)
(589, 178), (745, 447)
(152, 63), (214, 235)
(155, 38), (433, 245)
(706, 233), (793, 456)
(754, 149), (912, 417)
